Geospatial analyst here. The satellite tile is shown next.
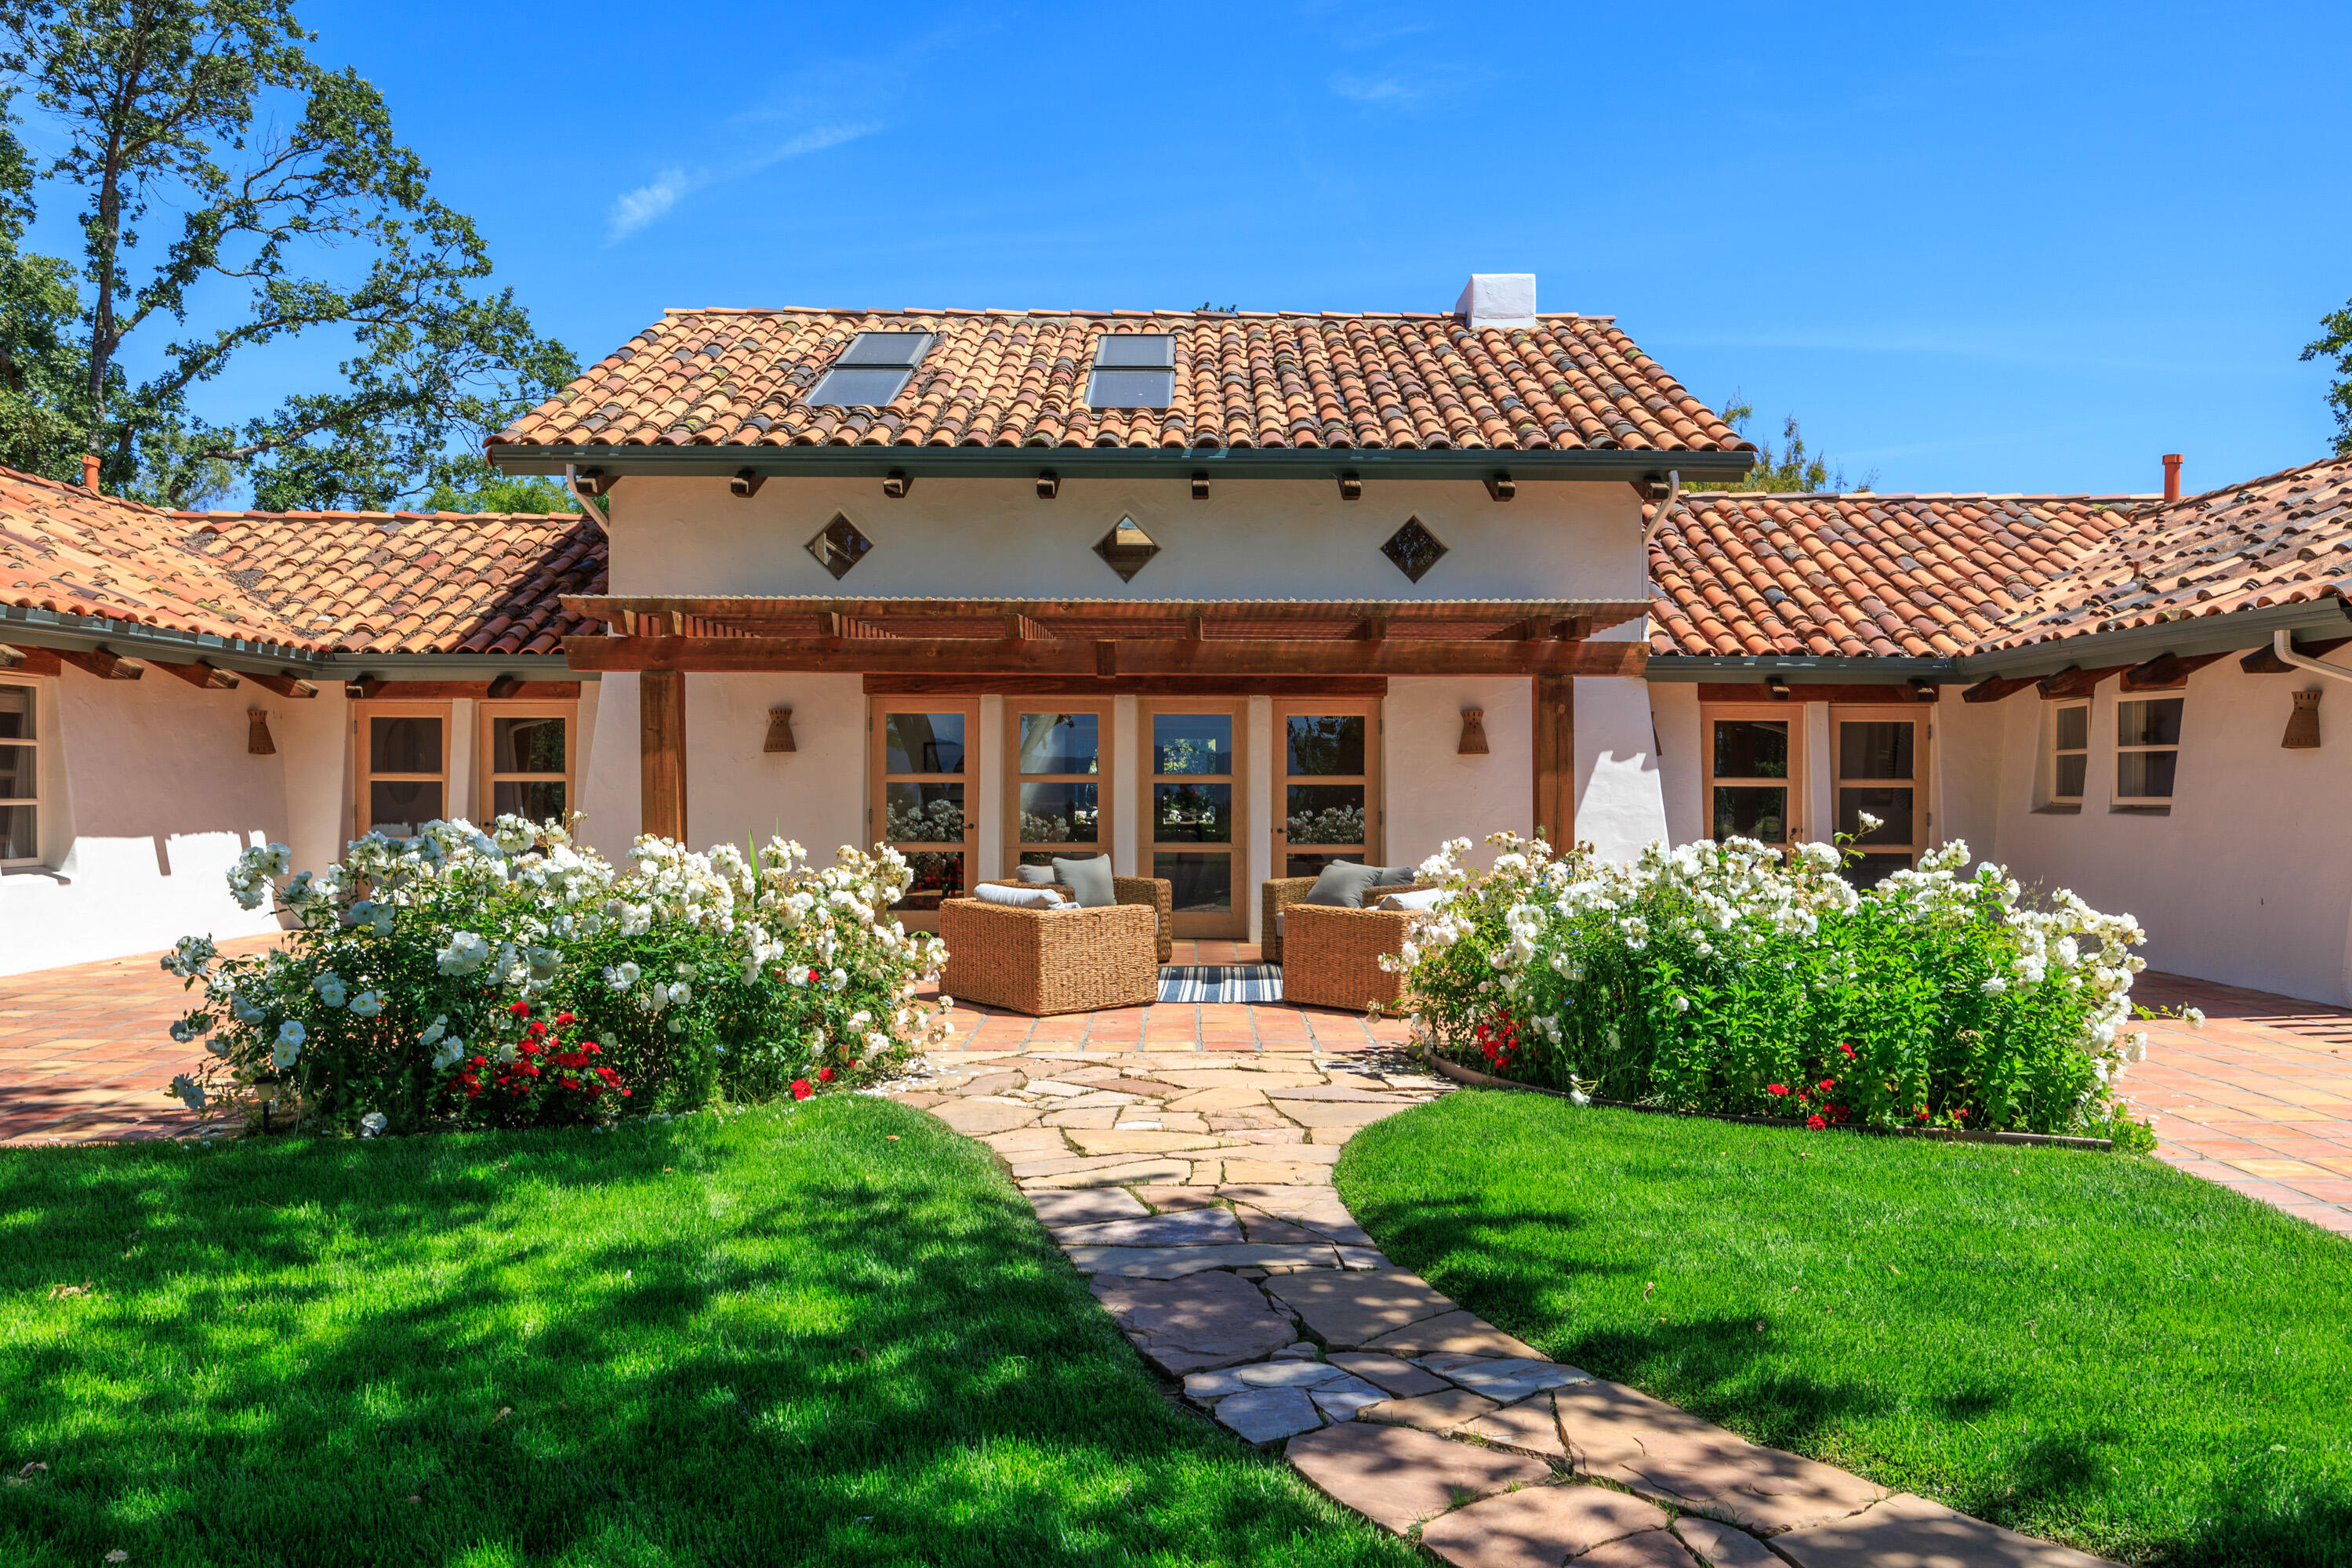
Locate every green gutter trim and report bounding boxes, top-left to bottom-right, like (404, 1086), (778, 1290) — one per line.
(486, 444), (1757, 485)
(1646, 655), (1958, 684)
(0, 610), (594, 681)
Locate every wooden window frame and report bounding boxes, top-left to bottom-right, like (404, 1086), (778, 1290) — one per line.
(1830, 704), (1929, 877)
(0, 677), (39, 868)
(1137, 697), (1249, 940)
(2046, 698), (2089, 807)
(1002, 697), (1116, 876)
(354, 701), (452, 838)
(477, 700), (579, 827)
(870, 697), (980, 933)
(2114, 694), (2184, 806)
(1270, 695), (1384, 878)
(1702, 702), (1804, 848)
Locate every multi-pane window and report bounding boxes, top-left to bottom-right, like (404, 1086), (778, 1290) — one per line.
(1834, 710), (1925, 884)
(873, 702), (975, 924)
(1087, 334), (1174, 408)
(0, 683), (37, 865)
(1274, 701), (1380, 879)
(2048, 701), (2089, 804)
(1009, 703), (1109, 869)
(358, 706), (448, 836)
(482, 708), (571, 824)
(1706, 712), (1794, 846)
(808, 332), (932, 406)
(2116, 696), (2184, 804)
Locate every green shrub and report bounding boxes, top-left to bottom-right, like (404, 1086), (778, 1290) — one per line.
(1393, 833), (2163, 1145)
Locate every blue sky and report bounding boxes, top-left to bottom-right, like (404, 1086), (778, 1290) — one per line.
(103, 0), (2352, 495)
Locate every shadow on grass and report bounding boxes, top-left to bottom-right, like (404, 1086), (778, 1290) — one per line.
(0, 1099), (1410, 1568)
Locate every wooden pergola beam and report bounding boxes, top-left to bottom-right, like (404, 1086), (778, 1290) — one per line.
(564, 635), (1651, 679)
(2035, 664), (2129, 700)
(1961, 675), (2038, 704)
(0, 644), (62, 675)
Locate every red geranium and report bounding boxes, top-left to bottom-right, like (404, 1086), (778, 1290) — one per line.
(1806, 1114), (1828, 1130)
(790, 1079), (813, 1101)
(1766, 1083), (1790, 1097)
(817, 1066), (835, 1083)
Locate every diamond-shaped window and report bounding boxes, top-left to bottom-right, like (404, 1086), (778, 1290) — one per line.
(1094, 517), (1160, 582)
(1381, 516), (1447, 583)
(808, 514), (873, 580)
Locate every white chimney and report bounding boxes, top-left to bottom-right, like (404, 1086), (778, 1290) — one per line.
(1455, 274), (1537, 328)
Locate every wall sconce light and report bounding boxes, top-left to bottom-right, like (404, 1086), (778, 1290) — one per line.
(246, 708), (276, 756)
(1458, 708), (1490, 755)
(2283, 688), (2322, 750)
(764, 705), (797, 753)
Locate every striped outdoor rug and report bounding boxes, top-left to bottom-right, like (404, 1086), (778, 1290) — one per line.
(1156, 964), (1285, 1004)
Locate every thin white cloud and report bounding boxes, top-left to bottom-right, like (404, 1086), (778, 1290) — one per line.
(604, 122), (882, 245)
(1330, 73), (1419, 104)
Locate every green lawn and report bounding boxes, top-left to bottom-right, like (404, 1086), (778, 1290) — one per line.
(1, 1097), (1415, 1568)
(1335, 1090), (2352, 1568)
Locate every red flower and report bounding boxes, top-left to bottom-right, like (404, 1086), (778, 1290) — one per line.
(1818, 1079), (1836, 1093)
(510, 1002), (530, 1017)
(817, 1066), (834, 1083)
(791, 1079), (812, 1101)
(1806, 1114), (1828, 1130)
(1766, 1083), (1790, 1097)
(556, 1012), (576, 1025)
(1838, 1042), (1857, 1059)
(808, 968), (821, 984)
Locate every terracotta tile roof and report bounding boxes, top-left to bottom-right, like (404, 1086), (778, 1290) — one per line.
(1647, 491), (2144, 659)
(0, 468), (313, 648)
(180, 509), (607, 656)
(492, 307), (1754, 456)
(1987, 455), (2352, 651)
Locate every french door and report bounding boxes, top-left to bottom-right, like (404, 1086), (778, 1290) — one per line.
(1005, 699), (1113, 873)
(870, 699), (978, 931)
(1139, 700), (1247, 939)
(1831, 706), (1929, 886)
(1272, 698), (1382, 878)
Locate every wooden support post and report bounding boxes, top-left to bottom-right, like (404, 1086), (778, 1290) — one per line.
(1533, 673), (1574, 849)
(640, 669), (688, 844)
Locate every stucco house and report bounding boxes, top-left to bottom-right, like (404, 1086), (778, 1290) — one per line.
(7, 274), (2352, 1006)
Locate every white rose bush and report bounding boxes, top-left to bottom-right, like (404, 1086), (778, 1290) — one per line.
(1392, 830), (2158, 1147)
(163, 817), (953, 1134)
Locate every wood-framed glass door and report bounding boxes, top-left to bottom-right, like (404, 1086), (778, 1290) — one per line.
(477, 702), (576, 826)
(1004, 698), (1112, 873)
(871, 699), (978, 931)
(1139, 700), (1246, 939)
(1272, 697), (1382, 877)
(1703, 704), (1801, 849)
(1831, 705), (1928, 886)
(356, 702), (451, 837)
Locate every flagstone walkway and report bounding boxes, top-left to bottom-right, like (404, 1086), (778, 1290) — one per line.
(889, 1053), (2116, 1567)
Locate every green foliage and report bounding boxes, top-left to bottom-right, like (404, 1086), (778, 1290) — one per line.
(0, 1098), (1417, 1566)
(2300, 299), (2352, 455)
(1718, 394), (1876, 492)
(417, 454), (579, 514)
(1338, 1093), (2352, 1568)
(1398, 833), (2155, 1145)
(0, 0), (573, 506)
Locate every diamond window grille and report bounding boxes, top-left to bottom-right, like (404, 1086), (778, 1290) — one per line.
(808, 514), (874, 580)
(1381, 516), (1448, 583)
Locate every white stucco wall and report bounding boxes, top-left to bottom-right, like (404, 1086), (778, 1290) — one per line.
(1, 666), (292, 975)
(604, 474), (1646, 608)
(1384, 675), (1533, 873)
(1649, 682), (1704, 847)
(1576, 674), (1668, 862)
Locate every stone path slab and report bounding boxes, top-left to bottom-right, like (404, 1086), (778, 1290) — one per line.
(886, 1046), (2116, 1568)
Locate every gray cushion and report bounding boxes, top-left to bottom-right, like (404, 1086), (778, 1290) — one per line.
(1013, 864), (1058, 885)
(1374, 865), (1418, 887)
(1303, 861), (1385, 909)
(1051, 854), (1117, 909)
(976, 883), (1067, 909)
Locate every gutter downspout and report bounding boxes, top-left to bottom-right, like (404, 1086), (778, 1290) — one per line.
(2271, 630), (2352, 684)
(1639, 470), (1682, 549)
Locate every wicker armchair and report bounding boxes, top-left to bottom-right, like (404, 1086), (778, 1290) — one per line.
(978, 874), (1173, 964)
(939, 898), (1160, 1016)
(1259, 877), (1437, 967)
(1280, 895), (1441, 1012)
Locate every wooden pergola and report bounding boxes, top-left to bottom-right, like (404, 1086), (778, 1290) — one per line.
(561, 593), (1651, 844)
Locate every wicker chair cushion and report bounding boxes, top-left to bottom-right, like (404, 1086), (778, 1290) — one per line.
(975, 883), (1069, 909)
(1012, 864), (1059, 885)
(1375, 887), (1448, 911)
(1303, 861), (1385, 909)
(1374, 864), (1419, 886)
(1052, 854), (1118, 908)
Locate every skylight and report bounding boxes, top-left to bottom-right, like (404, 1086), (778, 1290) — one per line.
(1086, 334), (1174, 408)
(808, 332), (932, 406)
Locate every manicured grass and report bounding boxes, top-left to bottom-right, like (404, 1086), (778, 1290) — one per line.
(2, 1098), (1416, 1567)
(1335, 1090), (2352, 1568)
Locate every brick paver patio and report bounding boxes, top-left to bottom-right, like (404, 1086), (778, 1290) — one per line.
(2, 941), (2347, 1240)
